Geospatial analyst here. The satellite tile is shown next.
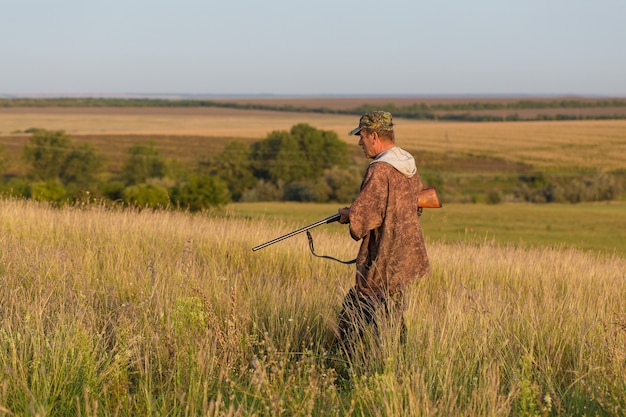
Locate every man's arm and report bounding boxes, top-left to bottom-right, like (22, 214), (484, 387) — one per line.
(338, 207), (350, 224)
(346, 165), (388, 240)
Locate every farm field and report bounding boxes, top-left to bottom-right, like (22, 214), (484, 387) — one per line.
(0, 198), (624, 415)
(215, 95), (623, 108)
(1, 107), (625, 172)
(0, 104), (624, 251)
(217, 95), (626, 119)
(1, 104), (624, 252)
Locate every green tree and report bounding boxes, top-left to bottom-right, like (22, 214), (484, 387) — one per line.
(0, 177), (31, 198)
(100, 180), (126, 202)
(322, 165), (363, 203)
(210, 141), (256, 201)
(250, 124), (349, 186)
(289, 123), (349, 177)
(170, 174), (230, 211)
(22, 130), (72, 180)
(0, 144), (7, 174)
(122, 142), (167, 185)
(283, 181), (315, 202)
(30, 179), (67, 202)
(21, 130), (105, 193)
(122, 183), (170, 208)
(61, 143), (104, 185)
(251, 130), (305, 183)
(240, 180), (284, 202)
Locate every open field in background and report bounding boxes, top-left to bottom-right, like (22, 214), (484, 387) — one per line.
(0, 104), (624, 252)
(215, 95), (623, 108)
(218, 95), (626, 119)
(0, 198), (624, 415)
(0, 107), (353, 174)
(1, 103), (624, 252)
(1, 107), (625, 173)
(0, 107), (352, 137)
(229, 201), (626, 256)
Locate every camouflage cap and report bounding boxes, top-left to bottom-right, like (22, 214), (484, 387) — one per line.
(348, 111), (394, 136)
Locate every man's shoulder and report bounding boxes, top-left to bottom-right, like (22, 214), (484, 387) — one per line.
(367, 160), (396, 172)
(367, 160), (408, 177)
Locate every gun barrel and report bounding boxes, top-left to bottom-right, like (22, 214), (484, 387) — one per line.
(252, 213), (340, 251)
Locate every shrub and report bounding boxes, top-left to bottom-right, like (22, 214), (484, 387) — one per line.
(563, 173), (621, 203)
(312, 178), (333, 203)
(283, 181), (319, 202)
(0, 144), (7, 174)
(20, 130), (105, 189)
(30, 179), (67, 202)
(486, 189), (502, 205)
(241, 180), (284, 202)
(322, 166), (363, 203)
(60, 143), (104, 186)
(22, 130), (72, 180)
(515, 171), (625, 204)
(170, 175), (231, 211)
(0, 177), (31, 198)
(208, 141), (256, 201)
(121, 142), (167, 185)
(122, 183), (170, 208)
(100, 180), (126, 202)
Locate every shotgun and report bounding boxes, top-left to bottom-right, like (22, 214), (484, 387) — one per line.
(252, 187), (442, 252)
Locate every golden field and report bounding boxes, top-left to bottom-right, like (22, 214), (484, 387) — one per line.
(0, 198), (624, 415)
(1, 107), (625, 171)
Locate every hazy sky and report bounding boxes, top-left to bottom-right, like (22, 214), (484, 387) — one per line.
(2, 0), (625, 97)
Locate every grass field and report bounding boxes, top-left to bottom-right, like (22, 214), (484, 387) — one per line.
(1, 107), (625, 172)
(0, 198), (624, 416)
(227, 201), (626, 256)
(1, 102), (625, 415)
(1, 105), (624, 252)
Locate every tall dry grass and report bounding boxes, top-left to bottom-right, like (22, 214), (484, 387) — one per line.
(0, 198), (624, 416)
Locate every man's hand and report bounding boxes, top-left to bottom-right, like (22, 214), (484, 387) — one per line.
(338, 207), (350, 224)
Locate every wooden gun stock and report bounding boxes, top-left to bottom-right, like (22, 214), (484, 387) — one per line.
(418, 187), (443, 208)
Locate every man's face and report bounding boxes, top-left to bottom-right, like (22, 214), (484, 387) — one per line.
(358, 130), (377, 159)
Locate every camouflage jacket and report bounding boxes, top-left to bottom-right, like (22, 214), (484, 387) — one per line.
(348, 152), (430, 299)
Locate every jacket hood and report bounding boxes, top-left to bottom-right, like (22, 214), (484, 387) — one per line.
(371, 146), (416, 178)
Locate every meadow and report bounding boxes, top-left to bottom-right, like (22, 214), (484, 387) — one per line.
(0, 103), (625, 415)
(1, 107), (625, 172)
(227, 201), (626, 256)
(0, 198), (624, 416)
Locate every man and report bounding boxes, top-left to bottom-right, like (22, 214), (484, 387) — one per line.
(336, 111), (430, 353)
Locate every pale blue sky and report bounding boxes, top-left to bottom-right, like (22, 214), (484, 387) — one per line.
(1, 0), (625, 97)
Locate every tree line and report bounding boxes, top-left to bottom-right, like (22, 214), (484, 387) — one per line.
(0, 124), (363, 210)
(1, 123), (623, 209)
(2, 97), (626, 122)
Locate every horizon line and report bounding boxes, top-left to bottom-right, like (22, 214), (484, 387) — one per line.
(2, 92), (625, 100)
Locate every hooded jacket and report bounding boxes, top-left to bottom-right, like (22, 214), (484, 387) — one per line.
(348, 146), (430, 299)
(370, 146), (417, 178)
